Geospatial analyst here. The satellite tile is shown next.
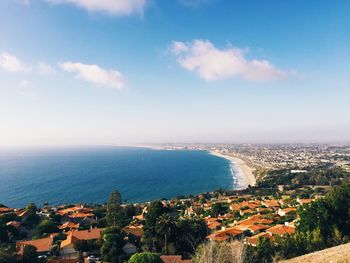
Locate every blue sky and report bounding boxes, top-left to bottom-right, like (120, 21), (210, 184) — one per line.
(0, 0), (350, 146)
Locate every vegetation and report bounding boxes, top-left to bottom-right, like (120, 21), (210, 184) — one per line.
(257, 167), (350, 190)
(193, 241), (245, 263)
(23, 203), (40, 227)
(241, 182), (350, 262)
(0, 168), (350, 262)
(33, 219), (58, 238)
(106, 190), (123, 228)
(100, 227), (125, 263)
(22, 245), (37, 263)
(128, 252), (162, 263)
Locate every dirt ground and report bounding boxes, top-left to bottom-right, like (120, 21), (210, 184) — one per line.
(279, 243), (350, 263)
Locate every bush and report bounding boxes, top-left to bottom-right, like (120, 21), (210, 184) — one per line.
(128, 252), (162, 263)
(193, 241), (246, 263)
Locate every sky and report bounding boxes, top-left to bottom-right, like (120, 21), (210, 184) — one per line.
(0, 0), (350, 146)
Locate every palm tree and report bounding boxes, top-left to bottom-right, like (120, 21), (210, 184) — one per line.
(156, 214), (174, 254)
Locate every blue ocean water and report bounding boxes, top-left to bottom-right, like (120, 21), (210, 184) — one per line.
(0, 147), (234, 208)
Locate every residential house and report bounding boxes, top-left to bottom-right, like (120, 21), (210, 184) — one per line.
(161, 255), (192, 263)
(17, 234), (57, 256)
(60, 228), (103, 258)
(278, 207), (297, 217)
(266, 224), (295, 236)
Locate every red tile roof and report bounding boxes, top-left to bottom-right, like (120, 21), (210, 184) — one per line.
(60, 228), (103, 249)
(207, 221), (221, 230)
(58, 221), (80, 230)
(160, 255), (192, 263)
(0, 207), (14, 214)
(124, 225), (144, 237)
(207, 227), (243, 242)
(17, 234), (58, 254)
(246, 232), (274, 246)
(266, 224), (295, 236)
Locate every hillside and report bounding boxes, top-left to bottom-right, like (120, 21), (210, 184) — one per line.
(280, 243), (350, 263)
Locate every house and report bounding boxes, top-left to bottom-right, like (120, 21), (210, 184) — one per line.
(207, 227), (244, 242)
(239, 209), (255, 216)
(0, 207), (14, 214)
(58, 221), (80, 231)
(236, 215), (273, 227)
(6, 221), (21, 229)
(56, 206), (83, 217)
(160, 255), (192, 263)
(133, 214), (145, 220)
(16, 209), (30, 223)
(123, 225), (143, 238)
(60, 228), (103, 257)
(246, 232), (274, 247)
(207, 221), (221, 231)
(266, 224), (295, 236)
(262, 200), (280, 208)
(297, 198), (313, 205)
(246, 224), (270, 235)
(278, 207), (297, 217)
(17, 234), (57, 256)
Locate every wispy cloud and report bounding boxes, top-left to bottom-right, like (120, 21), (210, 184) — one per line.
(46, 0), (147, 16)
(170, 39), (287, 81)
(60, 62), (125, 89)
(0, 52), (30, 72)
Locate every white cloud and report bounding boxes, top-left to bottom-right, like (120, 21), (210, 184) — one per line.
(0, 52), (30, 72)
(46, 0), (147, 16)
(60, 61), (125, 89)
(170, 39), (287, 81)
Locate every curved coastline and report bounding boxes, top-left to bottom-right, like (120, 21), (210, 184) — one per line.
(209, 151), (256, 189)
(133, 145), (256, 190)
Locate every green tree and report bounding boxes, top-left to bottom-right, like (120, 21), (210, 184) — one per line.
(106, 190), (122, 228)
(34, 219), (58, 237)
(128, 252), (162, 263)
(0, 244), (17, 263)
(24, 203), (40, 227)
(175, 218), (208, 258)
(0, 226), (8, 243)
(100, 227), (125, 263)
(256, 237), (274, 263)
(143, 201), (167, 252)
(156, 214), (174, 254)
(210, 203), (228, 217)
(22, 245), (38, 263)
(298, 182), (350, 244)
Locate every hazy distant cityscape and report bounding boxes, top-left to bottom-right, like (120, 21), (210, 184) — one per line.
(152, 143), (350, 171)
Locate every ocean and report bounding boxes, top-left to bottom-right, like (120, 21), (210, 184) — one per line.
(0, 147), (235, 208)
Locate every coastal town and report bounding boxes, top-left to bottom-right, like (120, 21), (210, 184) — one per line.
(154, 143), (350, 172)
(0, 187), (314, 262)
(1, 143), (350, 262)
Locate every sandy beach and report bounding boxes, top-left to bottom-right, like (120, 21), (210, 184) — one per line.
(210, 151), (256, 189)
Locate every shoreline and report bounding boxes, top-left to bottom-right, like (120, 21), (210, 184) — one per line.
(132, 144), (257, 190)
(210, 151), (256, 189)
